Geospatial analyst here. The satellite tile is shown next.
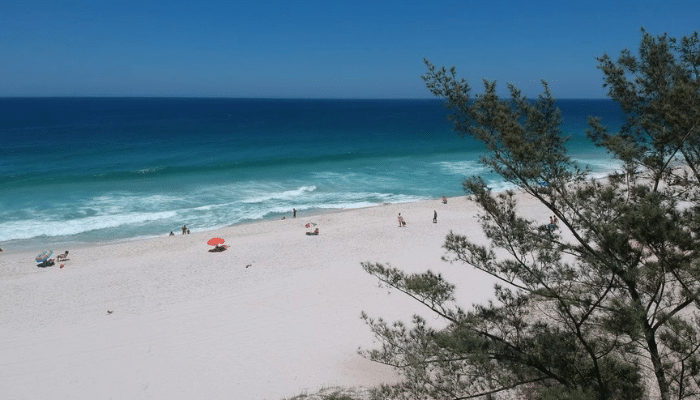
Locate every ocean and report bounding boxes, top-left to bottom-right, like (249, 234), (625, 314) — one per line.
(0, 98), (622, 251)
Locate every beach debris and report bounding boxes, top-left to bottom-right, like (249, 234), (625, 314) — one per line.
(246, 264), (252, 268)
(107, 310), (114, 315)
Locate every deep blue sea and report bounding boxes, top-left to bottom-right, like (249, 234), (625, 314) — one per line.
(0, 98), (623, 250)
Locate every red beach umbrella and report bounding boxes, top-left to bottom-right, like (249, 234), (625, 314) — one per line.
(207, 237), (225, 246)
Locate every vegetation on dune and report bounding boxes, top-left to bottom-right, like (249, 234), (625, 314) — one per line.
(282, 386), (371, 400)
(360, 29), (700, 400)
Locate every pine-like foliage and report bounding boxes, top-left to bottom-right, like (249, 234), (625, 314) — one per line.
(361, 29), (700, 400)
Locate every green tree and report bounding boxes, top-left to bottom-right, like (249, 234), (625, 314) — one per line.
(361, 29), (700, 400)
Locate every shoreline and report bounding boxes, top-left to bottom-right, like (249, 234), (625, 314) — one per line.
(0, 195), (445, 254)
(1, 160), (620, 254)
(0, 196), (448, 253)
(0, 192), (555, 399)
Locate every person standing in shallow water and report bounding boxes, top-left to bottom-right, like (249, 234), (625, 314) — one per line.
(293, 208), (297, 218)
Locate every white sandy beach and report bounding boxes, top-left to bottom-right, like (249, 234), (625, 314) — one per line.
(0, 194), (554, 400)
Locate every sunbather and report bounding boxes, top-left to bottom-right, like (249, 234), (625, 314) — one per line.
(38, 258), (55, 267)
(209, 244), (229, 252)
(306, 228), (320, 235)
(57, 251), (69, 261)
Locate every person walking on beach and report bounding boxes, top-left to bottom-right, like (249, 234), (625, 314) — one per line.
(182, 225), (187, 235)
(293, 208), (297, 218)
(398, 213), (406, 227)
(433, 210), (437, 223)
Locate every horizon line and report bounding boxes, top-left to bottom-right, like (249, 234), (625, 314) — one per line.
(0, 95), (611, 101)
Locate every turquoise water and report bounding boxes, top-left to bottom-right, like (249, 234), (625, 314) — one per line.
(0, 98), (622, 250)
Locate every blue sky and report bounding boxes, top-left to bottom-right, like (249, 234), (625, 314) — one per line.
(1, 0), (698, 98)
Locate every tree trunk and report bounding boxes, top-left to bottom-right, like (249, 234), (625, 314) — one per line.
(647, 332), (671, 400)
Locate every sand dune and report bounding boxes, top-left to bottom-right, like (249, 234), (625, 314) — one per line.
(0, 194), (553, 399)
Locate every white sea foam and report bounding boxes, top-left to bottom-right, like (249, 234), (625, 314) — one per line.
(485, 180), (519, 192)
(289, 192), (426, 211)
(0, 210), (178, 241)
(241, 185), (317, 203)
(311, 171), (404, 191)
(132, 166), (168, 175)
(190, 202), (238, 212)
(433, 160), (488, 176)
(311, 171), (362, 184)
(88, 193), (187, 213)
